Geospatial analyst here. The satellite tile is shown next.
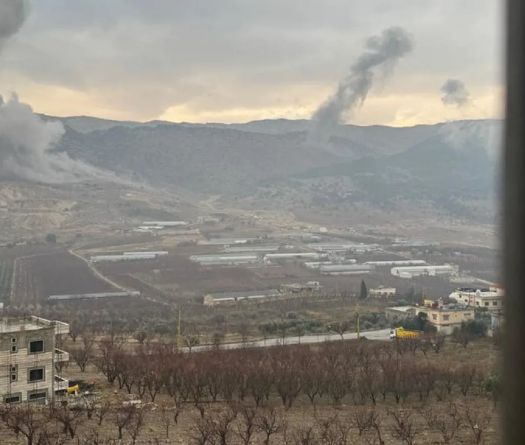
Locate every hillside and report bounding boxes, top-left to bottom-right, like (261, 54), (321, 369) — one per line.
(49, 116), (501, 222)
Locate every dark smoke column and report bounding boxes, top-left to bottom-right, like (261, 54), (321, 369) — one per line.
(310, 27), (413, 143)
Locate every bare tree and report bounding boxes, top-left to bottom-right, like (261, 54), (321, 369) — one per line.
(236, 405), (258, 445)
(317, 414), (352, 445)
(209, 406), (238, 445)
(70, 333), (95, 372)
(290, 425), (319, 444)
(388, 408), (419, 445)
(191, 416), (215, 445)
(49, 402), (83, 439)
(423, 403), (463, 444)
(462, 401), (492, 445)
(256, 407), (286, 445)
(0, 403), (48, 445)
(114, 404), (137, 440)
(329, 320), (351, 340)
(95, 399), (112, 426)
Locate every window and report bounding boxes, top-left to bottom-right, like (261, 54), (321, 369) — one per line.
(443, 315), (450, 321)
(10, 345), (17, 354)
(493, 301), (498, 306)
(432, 314), (437, 320)
(485, 302), (490, 307)
(4, 394), (20, 404)
(28, 367), (44, 382)
(10, 365), (17, 382)
(29, 340), (44, 354)
(28, 391), (47, 401)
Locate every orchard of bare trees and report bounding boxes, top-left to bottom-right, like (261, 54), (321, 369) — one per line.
(0, 333), (500, 444)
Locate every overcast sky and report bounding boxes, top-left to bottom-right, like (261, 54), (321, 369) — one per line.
(0, 0), (504, 126)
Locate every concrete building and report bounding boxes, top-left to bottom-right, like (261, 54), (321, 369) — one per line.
(391, 264), (458, 279)
(369, 286), (397, 298)
(419, 304), (475, 334)
(0, 316), (69, 403)
(385, 306), (418, 322)
(448, 286), (504, 311)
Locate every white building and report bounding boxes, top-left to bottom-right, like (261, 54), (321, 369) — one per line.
(391, 264), (458, 279)
(264, 252), (322, 262)
(319, 264), (374, 275)
(203, 289), (280, 306)
(365, 260), (427, 267)
(369, 286), (397, 298)
(142, 221), (188, 227)
(0, 316), (69, 403)
(190, 254), (259, 266)
(448, 286), (504, 311)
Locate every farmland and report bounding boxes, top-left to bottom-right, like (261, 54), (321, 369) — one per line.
(11, 251), (116, 304)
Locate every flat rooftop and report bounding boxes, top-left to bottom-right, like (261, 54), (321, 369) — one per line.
(0, 316), (69, 334)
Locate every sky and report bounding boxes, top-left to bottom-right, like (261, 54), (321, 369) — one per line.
(0, 0), (504, 126)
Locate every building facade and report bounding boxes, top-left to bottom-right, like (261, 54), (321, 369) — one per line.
(448, 286), (504, 311)
(420, 305), (475, 334)
(0, 316), (69, 403)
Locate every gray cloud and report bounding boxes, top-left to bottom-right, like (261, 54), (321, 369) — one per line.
(441, 79), (470, 107)
(311, 27), (413, 140)
(0, 1), (503, 123)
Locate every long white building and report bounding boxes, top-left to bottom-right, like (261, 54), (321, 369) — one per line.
(391, 264), (458, 278)
(190, 254), (259, 266)
(366, 260), (427, 267)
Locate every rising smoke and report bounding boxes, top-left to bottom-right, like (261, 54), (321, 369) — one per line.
(0, 94), (111, 183)
(0, 0), (26, 49)
(0, 0), (107, 183)
(441, 79), (470, 107)
(311, 27), (413, 142)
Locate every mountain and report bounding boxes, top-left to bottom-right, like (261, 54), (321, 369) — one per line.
(49, 116), (501, 221)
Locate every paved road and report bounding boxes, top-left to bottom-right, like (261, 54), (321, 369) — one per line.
(191, 328), (391, 352)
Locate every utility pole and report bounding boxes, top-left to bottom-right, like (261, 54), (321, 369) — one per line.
(176, 307), (182, 349)
(356, 312), (360, 339)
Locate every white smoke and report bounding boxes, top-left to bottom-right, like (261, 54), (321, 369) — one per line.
(311, 27), (414, 142)
(0, 94), (114, 183)
(441, 79), (470, 107)
(0, 0), (112, 183)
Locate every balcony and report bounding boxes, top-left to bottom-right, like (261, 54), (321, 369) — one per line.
(54, 375), (69, 392)
(54, 348), (69, 363)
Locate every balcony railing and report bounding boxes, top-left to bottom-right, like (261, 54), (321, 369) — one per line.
(54, 348), (70, 363)
(54, 375), (69, 392)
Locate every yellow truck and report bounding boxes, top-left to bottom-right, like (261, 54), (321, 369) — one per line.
(389, 327), (422, 339)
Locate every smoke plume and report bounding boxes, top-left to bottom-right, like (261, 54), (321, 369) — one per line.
(0, 95), (113, 182)
(0, 0), (111, 183)
(441, 79), (470, 107)
(0, 0), (27, 49)
(311, 27), (413, 141)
